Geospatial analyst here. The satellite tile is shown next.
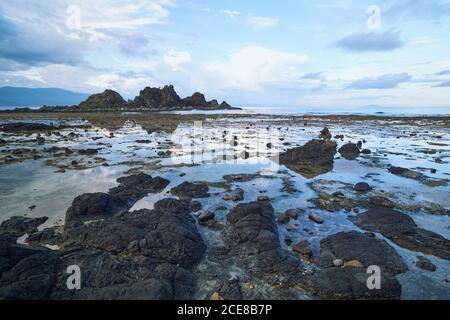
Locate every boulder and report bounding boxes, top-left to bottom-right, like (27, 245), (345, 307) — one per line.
(354, 182), (372, 192)
(303, 231), (407, 299)
(350, 207), (450, 260)
(170, 181), (210, 199)
(279, 139), (337, 178)
(319, 127), (332, 140)
(370, 196), (395, 208)
(416, 256), (436, 272)
(231, 188), (244, 202)
(65, 192), (129, 226)
(0, 216), (48, 237)
(223, 201), (303, 285)
(338, 143), (360, 160)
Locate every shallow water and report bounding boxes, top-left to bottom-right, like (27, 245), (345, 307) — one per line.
(0, 115), (449, 299)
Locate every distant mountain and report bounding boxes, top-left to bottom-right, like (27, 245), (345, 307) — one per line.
(0, 87), (89, 107)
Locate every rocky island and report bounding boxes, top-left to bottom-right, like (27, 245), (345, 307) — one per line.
(29, 85), (237, 112)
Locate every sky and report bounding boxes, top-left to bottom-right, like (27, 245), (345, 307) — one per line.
(0, 0), (450, 108)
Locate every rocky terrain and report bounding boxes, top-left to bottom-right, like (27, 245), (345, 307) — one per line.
(0, 112), (449, 300)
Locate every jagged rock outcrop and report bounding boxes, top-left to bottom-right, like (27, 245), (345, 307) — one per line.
(183, 92), (217, 109)
(133, 85), (183, 109)
(76, 85), (235, 111)
(79, 90), (126, 109)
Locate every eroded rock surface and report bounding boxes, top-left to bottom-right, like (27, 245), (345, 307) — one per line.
(223, 201), (303, 285)
(279, 139), (337, 178)
(303, 231), (407, 299)
(350, 208), (450, 260)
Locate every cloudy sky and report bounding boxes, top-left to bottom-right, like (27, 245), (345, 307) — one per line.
(1, 0), (450, 108)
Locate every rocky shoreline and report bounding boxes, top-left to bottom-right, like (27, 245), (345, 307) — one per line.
(0, 113), (449, 300)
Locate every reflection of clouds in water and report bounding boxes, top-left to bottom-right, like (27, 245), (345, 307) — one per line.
(0, 164), (127, 225)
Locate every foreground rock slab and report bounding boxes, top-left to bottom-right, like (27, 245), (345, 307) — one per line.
(350, 207), (450, 260)
(223, 201), (303, 286)
(0, 197), (206, 300)
(303, 231), (407, 299)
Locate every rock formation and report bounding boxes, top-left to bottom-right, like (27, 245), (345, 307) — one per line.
(79, 89), (126, 109)
(76, 85), (236, 111)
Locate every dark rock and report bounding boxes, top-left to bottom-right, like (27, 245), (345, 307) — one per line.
(223, 202), (303, 285)
(77, 148), (98, 155)
(302, 266), (402, 300)
(134, 85), (182, 109)
(416, 256), (436, 272)
(231, 188), (244, 202)
(219, 101), (233, 109)
(308, 212), (324, 224)
(26, 228), (61, 246)
(0, 138), (6, 145)
(370, 196), (395, 208)
(284, 236), (293, 245)
(257, 195), (270, 202)
(63, 201), (206, 269)
(79, 90), (125, 109)
(389, 166), (409, 175)
(191, 201), (202, 212)
(182, 92), (222, 110)
(50, 249), (198, 300)
(170, 181), (210, 199)
(36, 136), (45, 145)
(338, 143), (360, 160)
(354, 182), (372, 192)
(153, 198), (192, 214)
(65, 193), (129, 226)
(350, 207), (450, 260)
(292, 240), (312, 258)
(319, 127), (332, 140)
(0, 216), (48, 237)
(320, 231), (407, 274)
(198, 211), (215, 225)
(0, 242), (60, 300)
(0, 122), (56, 133)
(109, 173), (170, 203)
(217, 279), (242, 300)
(302, 231), (407, 299)
(361, 149), (371, 154)
(276, 214), (290, 224)
(279, 139), (337, 178)
(285, 209), (301, 220)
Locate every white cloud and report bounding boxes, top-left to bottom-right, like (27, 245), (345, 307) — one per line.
(247, 16), (278, 30)
(205, 46), (308, 91)
(164, 49), (192, 71)
(220, 9), (241, 18)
